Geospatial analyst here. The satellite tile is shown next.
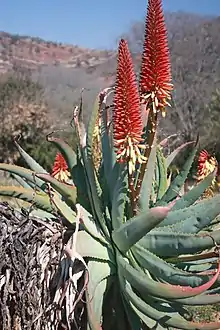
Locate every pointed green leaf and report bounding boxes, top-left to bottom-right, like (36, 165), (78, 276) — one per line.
(36, 173), (77, 208)
(138, 137), (157, 211)
(128, 301), (165, 330)
(0, 163), (46, 190)
(111, 164), (128, 230)
(118, 253), (220, 300)
(51, 192), (76, 223)
(86, 260), (115, 330)
(86, 94), (100, 158)
(171, 293), (220, 306)
(30, 209), (56, 219)
(80, 206), (109, 245)
(166, 141), (195, 168)
(76, 231), (114, 261)
(161, 138), (198, 203)
(11, 173), (34, 189)
(122, 279), (220, 330)
(112, 206), (170, 253)
(132, 244), (209, 287)
(158, 194), (220, 228)
(82, 147), (109, 238)
(14, 140), (48, 173)
(78, 96), (110, 237)
(156, 147), (167, 200)
(0, 186), (53, 213)
(121, 296), (142, 330)
(172, 170), (216, 211)
(71, 156), (91, 211)
(138, 230), (220, 257)
(101, 109), (117, 200)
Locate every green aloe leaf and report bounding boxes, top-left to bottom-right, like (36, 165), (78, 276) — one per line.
(0, 186), (53, 213)
(153, 195), (220, 235)
(14, 140), (48, 173)
(138, 230), (220, 257)
(111, 164), (128, 230)
(156, 147), (167, 200)
(118, 253), (220, 300)
(11, 173), (34, 189)
(176, 260), (215, 273)
(112, 206), (170, 253)
(161, 138), (198, 203)
(72, 94), (109, 237)
(71, 92), (86, 150)
(51, 192), (76, 223)
(121, 296), (142, 330)
(82, 147), (109, 238)
(71, 156), (91, 211)
(86, 259), (116, 330)
(100, 89), (118, 200)
(166, 141), (195, 168)
(29, 209), (56, 219)
(132, 244), (209, 287)
(86, 93), (101, 166)
(101, 121), (119, 202)
(171, 170), (216, 211)
(0, 163), (46, 190)
(36, 173), (77, 208)
(138, 136), (157, 211)
(80, 206), (109, 246)
(171, 293), (220, 306)
(126, 300), (164, 330)
(76, 231), (114, 261)
(157, 194), (220, 228)
(81, 96), (110, 237)
(122, 279), (220, 330)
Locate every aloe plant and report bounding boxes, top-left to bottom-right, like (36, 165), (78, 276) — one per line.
(1, 0), (220, 329)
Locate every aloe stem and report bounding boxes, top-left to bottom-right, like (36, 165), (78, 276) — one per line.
(134, 107), (158, 210)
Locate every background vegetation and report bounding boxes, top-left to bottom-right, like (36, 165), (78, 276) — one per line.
(0, 12), (220, 169)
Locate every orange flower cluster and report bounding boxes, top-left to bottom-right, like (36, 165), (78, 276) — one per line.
(51, 152), (70, 183)
(113, 39), (146, 174)
(197, 150), (217, 183)
(139, 0), (172, 117)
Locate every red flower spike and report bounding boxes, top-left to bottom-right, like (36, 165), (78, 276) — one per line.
(140, 0), (173, 117)
(197, 149), (217, 183)
(52, 152), (70, 183)
(113, 39), (146, 174)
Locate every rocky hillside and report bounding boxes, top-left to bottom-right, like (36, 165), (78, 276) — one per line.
(0, 31), (115, 73)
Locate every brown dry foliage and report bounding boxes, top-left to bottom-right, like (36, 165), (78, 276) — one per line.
(0, 202), (86, 330)
(0, 99), (50, 163)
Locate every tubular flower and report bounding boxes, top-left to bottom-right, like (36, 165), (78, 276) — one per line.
(139, 0), (173, 117)
(197, 150), (217, 183)
(52, 152), (70, 183)
(113, 39), (146, 174)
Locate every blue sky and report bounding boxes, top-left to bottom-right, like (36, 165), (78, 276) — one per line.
(1, 0), (220, 49)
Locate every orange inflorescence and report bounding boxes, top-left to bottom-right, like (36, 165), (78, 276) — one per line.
(52, 152), (70, 183)
(113, 39), (146, 174)
(197, 149), (217, 183)
(140, 0), (173, 117)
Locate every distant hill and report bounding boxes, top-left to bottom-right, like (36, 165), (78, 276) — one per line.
(0, 31), (115, 73)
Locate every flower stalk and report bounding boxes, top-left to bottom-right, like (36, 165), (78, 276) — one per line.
(133, 0), (172, 206)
